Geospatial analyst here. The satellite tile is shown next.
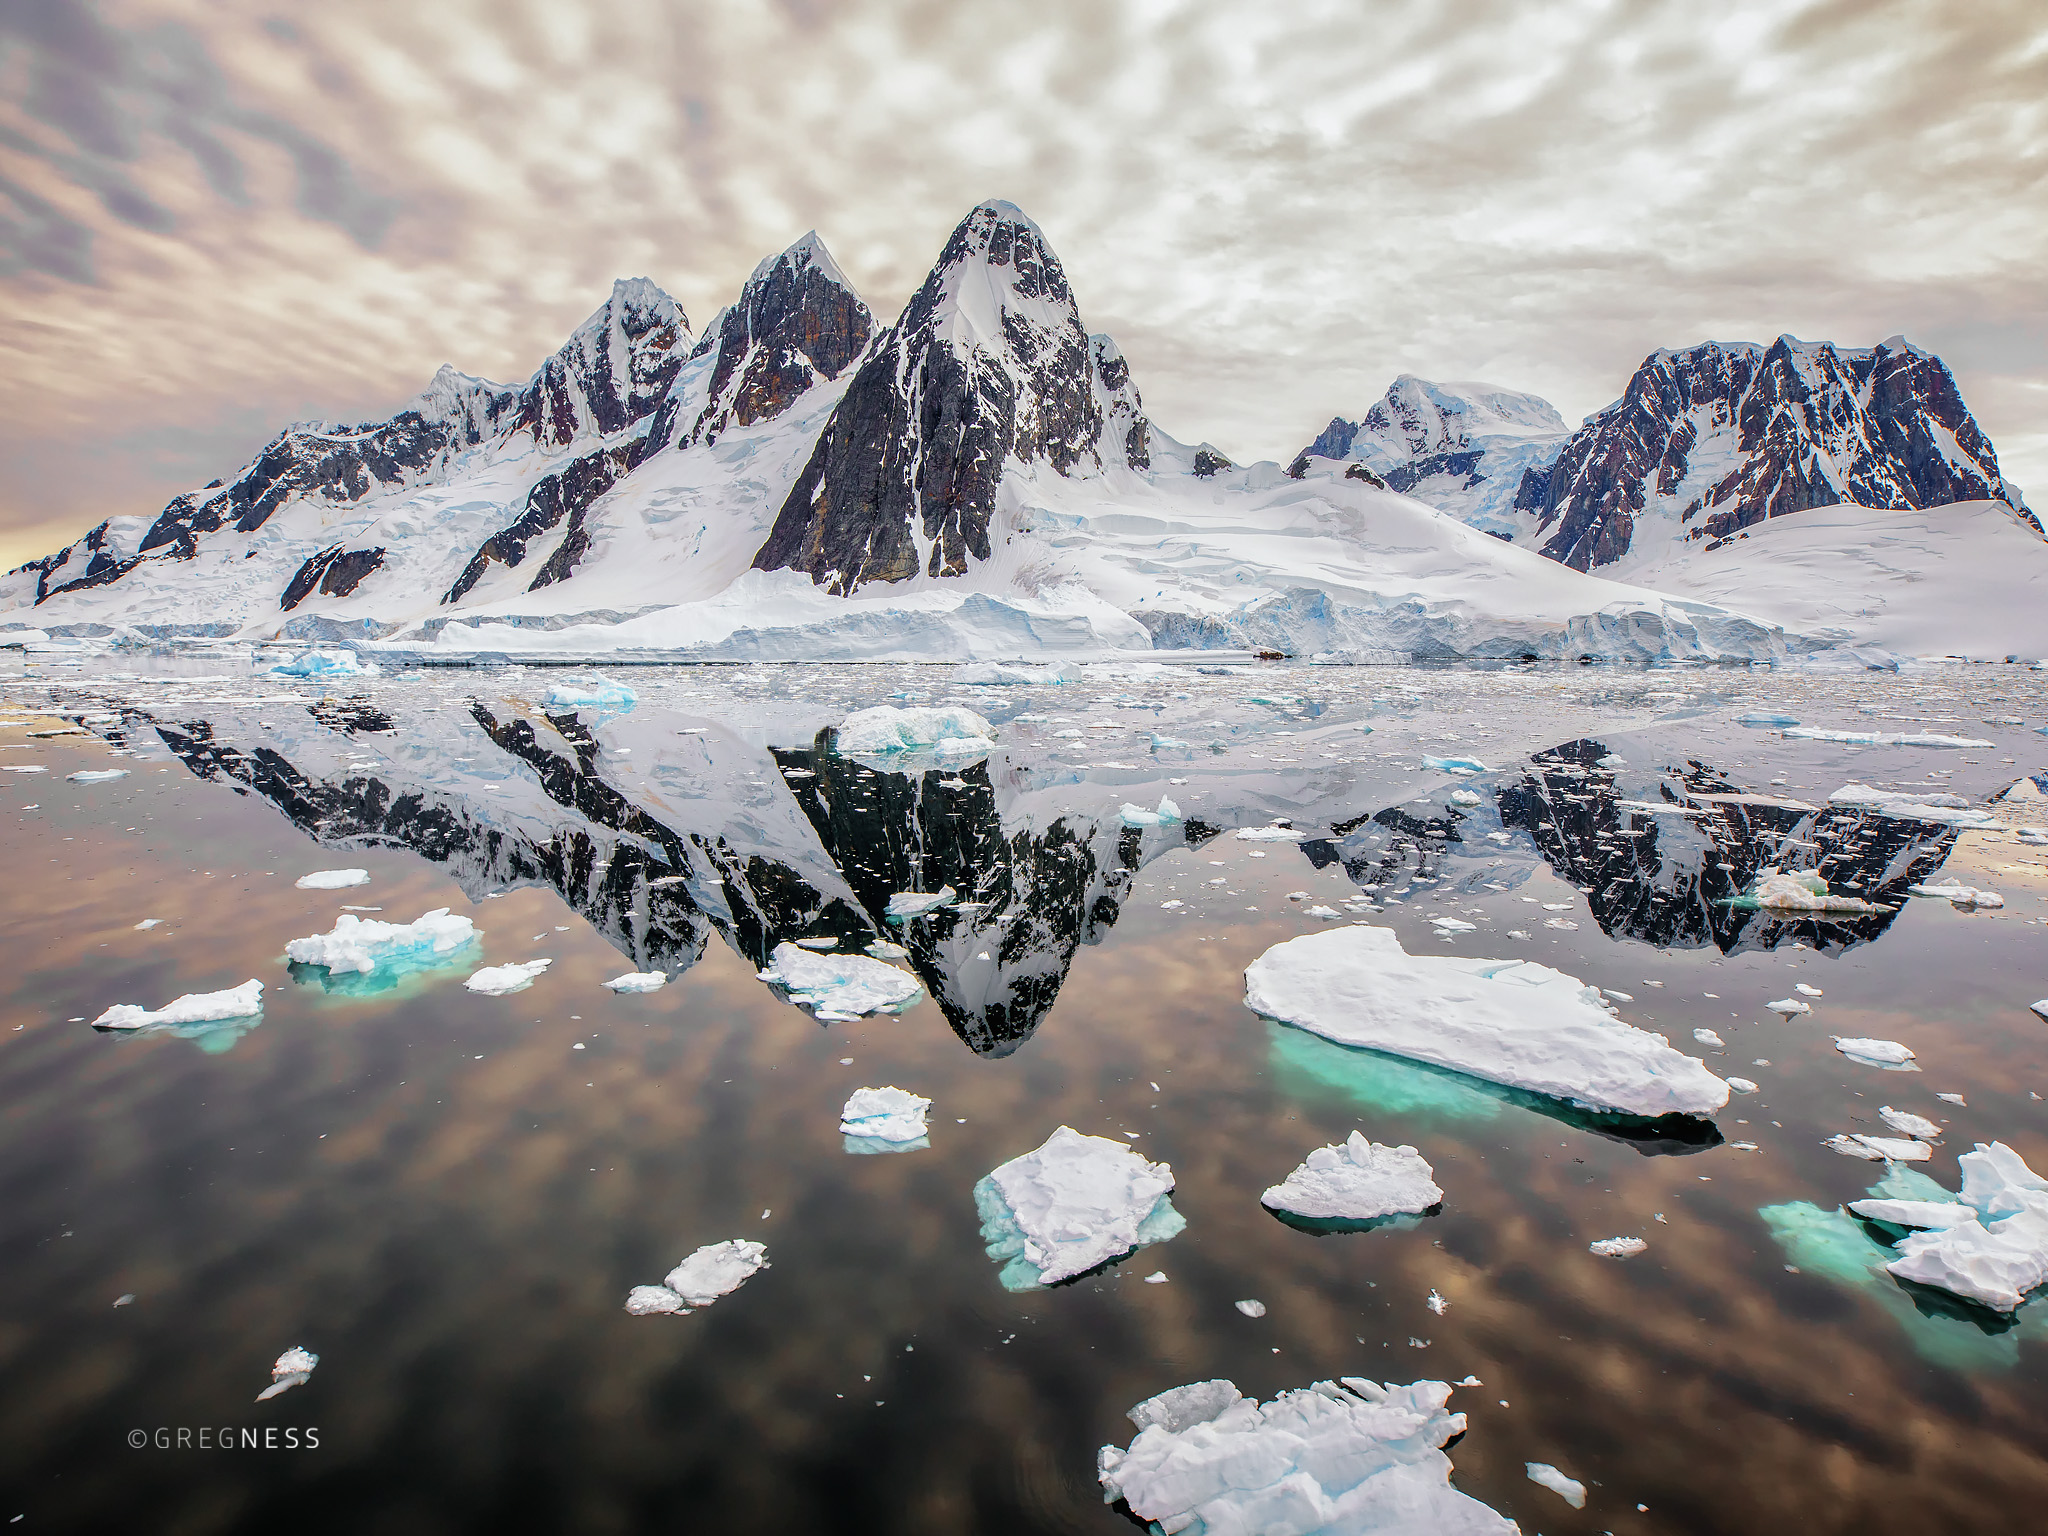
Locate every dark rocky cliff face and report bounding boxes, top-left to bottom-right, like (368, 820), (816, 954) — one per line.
(751, 200), (1150, 595)
(1519, 337), (2036, 570)
(509, 278), (688, 447)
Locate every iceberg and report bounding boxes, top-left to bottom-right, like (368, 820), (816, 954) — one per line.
(269, 648), (375, 677)
(255, 1345), (318, 1402)
(975, 1125), (1183, 1289)
(601, 970), (667, 992)
(1244, 927), (1729, 1118)
(1830, 784), (1996, 828)
(295, 868), (370, 890)
(1728, 867), (1889, 914)
(885, 885), (957, 919)
(833, 704), (995, 756)
(1097, 1376), (1516, 1536)
(92, 978), (264, 1032)
(464, 958), (551, 995)
(839, 1085), (932, 1143)
(1120, 796), (1183, 829)
(1834, 1037), (1917, 1068)
(1849, 1142), (2048, 1312)
(284, 908), (478, 975)
(545, 678), (636, 712)
(1260, 1131), (1442, 1224)
(625, 1239), (771, 1316)
(757, 942), (923, 1021)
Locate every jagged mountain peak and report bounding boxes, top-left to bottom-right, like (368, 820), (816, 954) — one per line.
(512, 277), (692, 447)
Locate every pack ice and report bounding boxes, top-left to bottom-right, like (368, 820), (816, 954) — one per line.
(1097, 1377), (1516, 1536)
(975, 1126), (1184, 1289)
(839, 1085), (932, 1143)
(92, 978), (264, 1031)
(1850, 1142), (2048, 1312)
(1244, 928), (1728, 1118)
(624, 1239), (771, 1316)
(832, 705), (994, 757)
(1261, 1131), (1443, 1224)
(757, 942), (923, 1021)
(284, 908), (478, 975)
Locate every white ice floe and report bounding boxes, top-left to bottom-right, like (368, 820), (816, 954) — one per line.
(834, 704), (994, 757)
(1880, 1107), (1943, 1139)
(92, 978), (263, 1031)
(1795, 983), (1823, 997)
(601, 970), (667, 992)
(294, 868), (370, 890)
(1236, 1299), (1267, 1318)
(1097, 1377), (1515, 1536)
(1825, 1133), (1931, 1162)
(1783, 727), (1992, 748)
(1735, 868), (1888, 914)
(1907, 883), (2004, 909)
(256, 1345), (318, 1401)
(1834, 1037), (1918, 1068)
(757, 942), (924, 1021)
(269, 648), (376, 677)
(625, 1239), (771, 1316)
(1119, 796), (1183, 828)
(2033, 999), (2048, 1023)
(839, 1085), (932, 1142)
(1766, 997), (1812, 1016)
(1739, 711), (1800, 727)
(1848, 1142), (2048, 1312)
(975, 1126), (1182, 1287)
(1430, 916), (1476, 934)
(1829, 784), (1996, 828)
(284, 907), (478, 975)
(1449, 788), (1483, 807)
(1260, 1131), (1443, 1223)
(1589, 1237), (1647, 1258)
(1727, 1076), (1759, 1093)
(1693, 1029), (1724, 1048)
(66, 768), (128, 783)
(1244, 927), (1729, 1118)
(133, 919), (161, 930)
(545, 679), (636, 711)
(1525, 1462), (1587, 1509)
(866, 939), (908, 959)
(464, 958), (551, 995)
(1422, 754), (1490, 774)
(1236, 825), (1307, 842)
(1426, 1290), (1448, 1315)
(886, 885), (957, 918)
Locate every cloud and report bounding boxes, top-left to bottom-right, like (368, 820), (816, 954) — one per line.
(1, 0), (2044, 552)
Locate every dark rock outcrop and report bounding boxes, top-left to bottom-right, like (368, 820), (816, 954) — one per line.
(281, 546), (386, 611)
(443, 443), (636, 603)
(510, 278), (688, 447)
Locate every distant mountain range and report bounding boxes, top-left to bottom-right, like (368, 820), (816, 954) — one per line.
(5, 200), (2042, 662)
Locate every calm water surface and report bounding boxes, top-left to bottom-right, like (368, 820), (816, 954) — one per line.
(1, 656), (2046, 1534)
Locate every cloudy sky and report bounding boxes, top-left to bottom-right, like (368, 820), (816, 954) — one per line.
(3, 0), (2044, 567)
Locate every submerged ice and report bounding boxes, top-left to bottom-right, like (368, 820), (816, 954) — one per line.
(1850, 1142), (2048, 1313)
(284, 908), (479, 975)
(839, 1085), (932, 1143)
(976, 1126), (1183, 1289)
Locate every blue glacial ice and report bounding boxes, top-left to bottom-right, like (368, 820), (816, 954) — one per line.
(975, 1125), (1183, 1290)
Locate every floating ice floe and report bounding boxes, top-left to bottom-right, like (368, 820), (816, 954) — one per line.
(1739, 711), (1801, 727)
(255, 1345), (318, 1402)
(269, 648), (375, 677)
(1430, 917), (1476, 934)
(1907, 883), (2004, 909)
(464, 958), (551, 995)
(865, 939), (908, 959)
(1526, 1462), (1587, 1509)
(1119, 796), (1183, 828)
(1422, 754), (1489, 775)
(602, 970), (667, 992)
(1880, 1106), (1943, 1140)
(1795, 983), (1823, 997)
(1694, 1028), (1724, 1048)
(757, 942), (923, 1021)
(840, 1085), (932, 1144)
(625, 1239), (770, 1316)
(1784, 727), (1992, 748)
(975, 1126), (1182, 1289)
(2033, 999), (2048, 1023)
(1448, 788), (1483, 807)
(1730, 868), (1888, 915)
(92, 979), (264, 1031)
(1235, 825), (1307, 842)
(1235, 1299), (1266, 1317)
(1766, 997), (1812, 1016)
(1589, 1236), (1647, 1258)
(66, 768), (128, 783)
(284, 908), (478, 975)
(294, 868), (370, 890)
(1097, 1377), (1516, 1536)
(833, 704), (994, 757)
(1244, 927), (1729, 1119)
(1261, 1131), (1443, 1225)
(544, 679), (636, 712)
(1848, 1142), (2048, 1313)
(886, 885), (957, 919)
(1834, 1037), (1918, 1069)
(956, 661), (1067, 686)
(1825, 1133), (1932, 1162)
(1829, 784), (1997, 828)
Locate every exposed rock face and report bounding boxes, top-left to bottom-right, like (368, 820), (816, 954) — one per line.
(511, 278), (689, 446)
(751, 200), (1151, 594)
(281, 546), (387, 611)
(443, 443), (637, 603)
(1519, 336), (2037, 570)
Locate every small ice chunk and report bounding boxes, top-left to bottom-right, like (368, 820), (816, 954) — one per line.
(835, 705), (994, 756)
(1735, 868), (1887, 914)
(1234, 1299), (1267, 1318)
(2034, 999), (2048, 1024)
(1526, 1462), (1586, 1508)
(1794, 983), (1823, 997)
(602, 970), (667, 992)
(133, 919), (161, 930)
(93, 979), (263, 1032)
(624, 1285), (690, 1315)
(545, 679), (636, 712)
(1693, 1028), (1724, 1048)
(1589, 1237), (1647, 1258)
(839, 1085), (932, 1142)
(464, 958), (551, 995)
(1426, 1290), (1448, 1315)
(1908, 883), (2004, 908)
(1766, 998), (1812, 1016)
(758, 943), (923, 1021)
(255, 1345), (317, 1401)
(794, 936), (841, 950)
(1143, 1271), (1169, 1284)
(114, 1293), (135, 1307)
(1260, 1131), (1443, 1222)
(1449, 788), (1482, 806)
(1423, 754), (1490, 773)
(66, 769), (128, 783)
(1430, 916), (1476, 934)
(974, 1126), (1181, 1287)
(662, 1239), (770, 1305)
(1119, 796), (1183, 828)
(295, 868), (370, 890)
(886, 885), (957, 919)
(1305, 905), (1342, 920)
(1726, 1077), (1760, 1093)
(1938, 1092), (1968, 1106)
(1824, 1133), (1931, 1162)
(1235, 825), (1306, 842)
(865, 939), (909, 959)
(1834, 1037), (1917, 1067)
(1879, 1106), (1942, 1140)
(284, 907), (477, 975)
(1603, 989), (1634, 1002)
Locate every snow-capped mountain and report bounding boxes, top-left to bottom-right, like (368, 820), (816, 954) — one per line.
(1289, 376), (1570, 540)
(1517, 335), (2038, 572)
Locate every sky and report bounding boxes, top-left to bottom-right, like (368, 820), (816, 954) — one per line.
(3, 0), (2045, 570)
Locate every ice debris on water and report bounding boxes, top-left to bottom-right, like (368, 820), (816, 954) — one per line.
(1426, 1290), (1448, 1315)
(1244, 927), (1729, 1118)
(256, 1346), (317, 1401)
(93, 979), (263, 1032)
(1848, 1142), (2048, 1312)
(1235, 1299), (1267, 1318)
(865, 939), (908, 959)
(1235, 825), (1307, 842)
(1448, 788), (1482, 807)
(1260, 1131), (1443, 1224)
(1143, 1271), (1169, 1283)
(66, 769), (127, 783)
(601, 970), (667, 992)
(1732, 868), (1887, 915)
(1795, 983), (1823, 997)
(839, 1086), (932, 1143)
(1825, 1133), (1931, 1162)
(1766, 997), (1812, 1016)
(1783, 727), (1991, 748)
(1880, 1107), (1943, 1140)
(1422, 754), (1490, 774)
(1739, 711), (1800, 727)
(625, 1239), (770, 1315)
(974, 1126), (1182, 1290)
(294, 868), (369, 890)
(834, 705), (994, 757)
(1830, 784), (1996, 828)
(2031, 1000), (2048, 1024)
(1590, 1237), (1647, 1258)
(1525, 1461), (1587, 1509)
(464, 958), (551, 995)
(1727, 1077), (1760, 1094)
(886, 885), (957, 919)
(1938, 1092), (1968, 1106)
(1097, 1376), (1516, 1535)
(1907, 883), (2004, 909)
(284, 908), (478, 975)
(1834, 1037), (1918, 1069)
(1119, 796), (1183, 828)
(268, 649), (375, 677)
(544, 679), (636, 712)
(1694, 1028), (1724, 1048)
(757, 943), (923, 1021)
